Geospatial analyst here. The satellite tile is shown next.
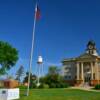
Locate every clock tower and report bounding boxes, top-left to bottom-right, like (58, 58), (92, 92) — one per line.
(86, 40), (98, 56)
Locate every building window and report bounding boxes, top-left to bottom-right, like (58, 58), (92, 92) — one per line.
(64, 75), (67, 79)
(64, 75), (71, 80)
(68, 76), (71, 79)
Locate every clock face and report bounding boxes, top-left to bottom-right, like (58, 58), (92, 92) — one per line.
(89, 45), (93, 49)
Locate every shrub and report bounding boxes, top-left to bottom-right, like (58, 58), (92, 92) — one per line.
(62, 83), (69, 88)
(43, 84), (49, 89)
(55, 82), (69, 88)
(32, 83), (37, 88)
(18, 85), (27, 89)
(56, 83), (61, 88)
(49, 83), (56, 88)
(38, 83), (44, 88)
(95, 84), (100, 90)
(29, 81), (37, 89)
(38, 83), (49, 89)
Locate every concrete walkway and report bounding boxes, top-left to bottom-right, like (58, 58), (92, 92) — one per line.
(69, 86), (100, 92)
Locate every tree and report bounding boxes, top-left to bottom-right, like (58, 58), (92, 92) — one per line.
(23, 72), (37, 88)
(16, 65), (25, 82)
(45, 66), (62, 85)
(48, 66), (60, 75)
(0, 41), (18, 75)
(40, 66), (68, 88)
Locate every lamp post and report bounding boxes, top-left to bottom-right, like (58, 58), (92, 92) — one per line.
(37, 56), (43, 86)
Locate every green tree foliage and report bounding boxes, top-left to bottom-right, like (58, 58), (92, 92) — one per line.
(40, 66), (69, 88)
(48, 66), (60, 75)
(16, 65), (25, 82)
(23, 72), (37, 88)
(0, 41), (18, 75)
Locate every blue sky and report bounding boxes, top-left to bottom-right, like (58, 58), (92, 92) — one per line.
(0, 0), (100, 77)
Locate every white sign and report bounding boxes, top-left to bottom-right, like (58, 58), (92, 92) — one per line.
(0, 88), (19, 100)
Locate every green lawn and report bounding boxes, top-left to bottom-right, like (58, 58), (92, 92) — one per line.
(18, 89), (100, 100)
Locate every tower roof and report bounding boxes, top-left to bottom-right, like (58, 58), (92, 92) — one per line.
(87, 40), (95, 47)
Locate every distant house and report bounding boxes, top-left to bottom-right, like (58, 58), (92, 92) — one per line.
(0, 79), (18, 88)
(62, 40), (100, 86)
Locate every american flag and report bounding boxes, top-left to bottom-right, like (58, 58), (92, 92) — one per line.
(35, 4), (41, 20)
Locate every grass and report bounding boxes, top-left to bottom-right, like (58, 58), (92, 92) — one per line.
(18, 88), (100, 100)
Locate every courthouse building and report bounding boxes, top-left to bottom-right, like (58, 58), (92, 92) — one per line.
(62, 40), (100, 86)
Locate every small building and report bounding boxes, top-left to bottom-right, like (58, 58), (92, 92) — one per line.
(62, 40), (100, 86)
(0, 79), (18, 88)
(4, 79), (19, 88)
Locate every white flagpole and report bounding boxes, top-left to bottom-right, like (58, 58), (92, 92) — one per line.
(26, 3), (37, 96)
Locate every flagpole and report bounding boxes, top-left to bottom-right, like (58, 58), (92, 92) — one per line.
(26, 3), (37, 96)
